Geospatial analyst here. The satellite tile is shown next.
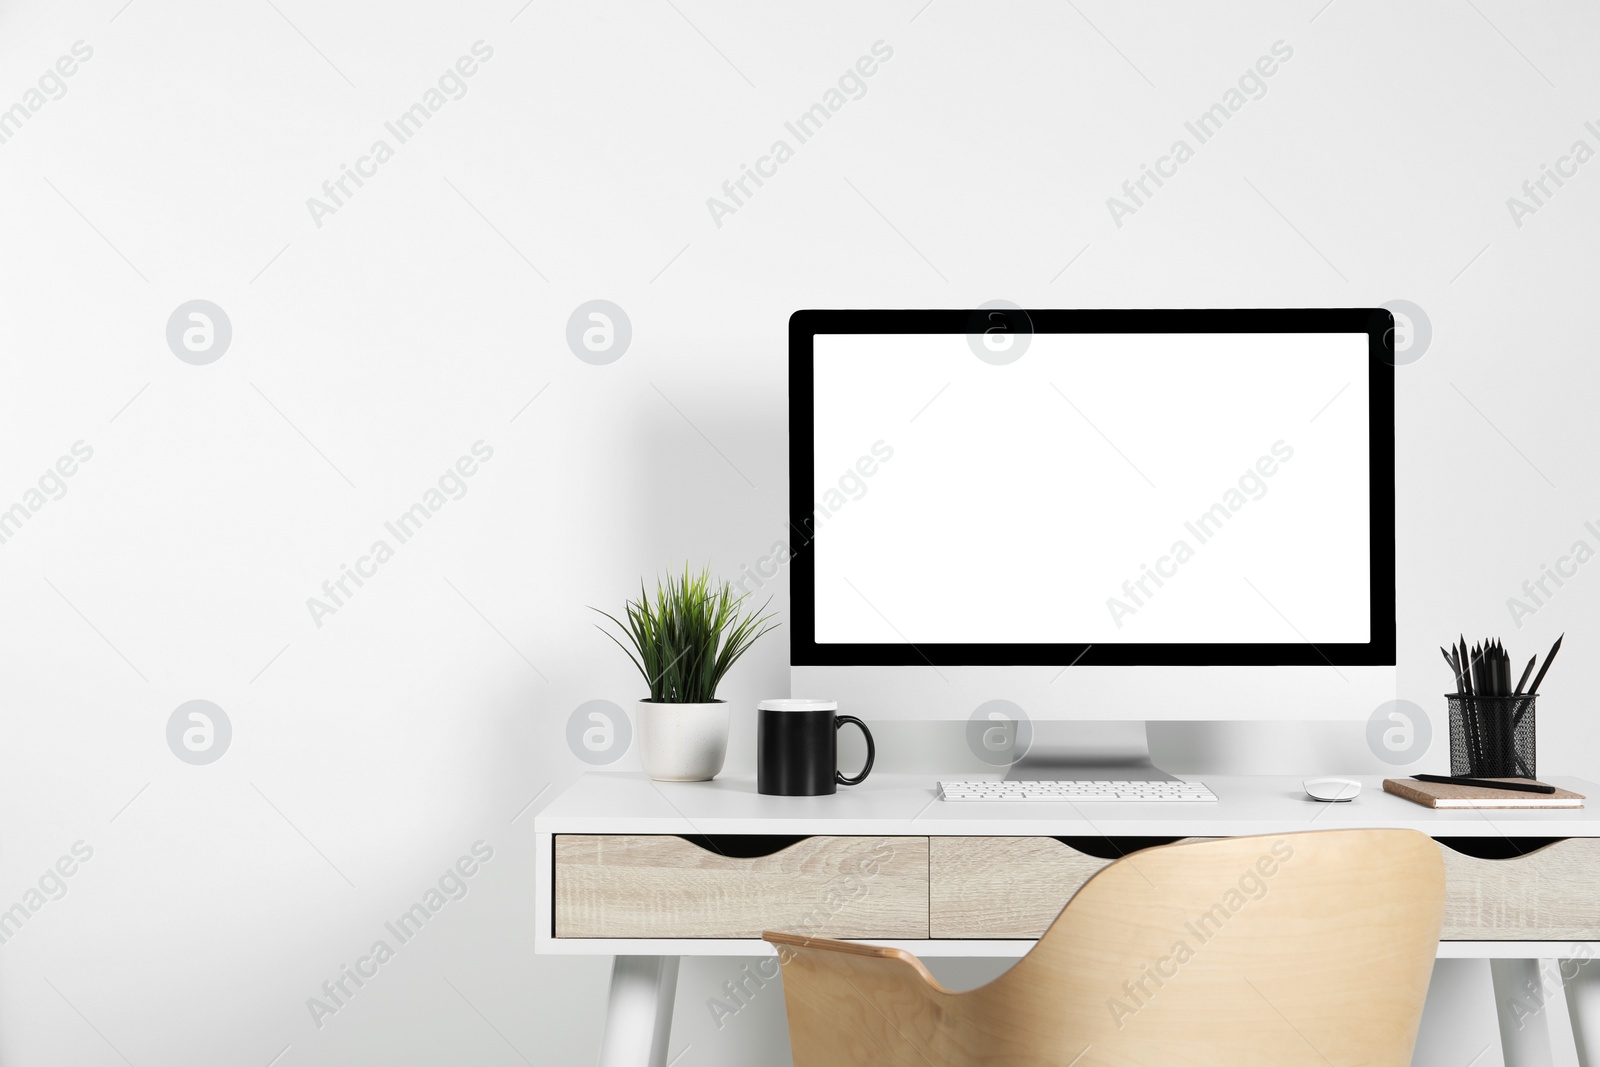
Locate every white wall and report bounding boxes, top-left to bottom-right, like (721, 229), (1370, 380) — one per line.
(2, 1), (1596, 1064)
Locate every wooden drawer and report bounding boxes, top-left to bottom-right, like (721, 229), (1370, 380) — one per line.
(554, 834), (929, 938)
(930, 835), (1600, 941)
(932, 837), (1101, 938)
(931, 836), (1205, 938)
(1439, 838), (1600, 940)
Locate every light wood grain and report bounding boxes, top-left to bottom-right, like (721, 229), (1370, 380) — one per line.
(931, 837), (1208, 938)
(555, 834), (928, 938)
(931, 837), (1107, 938)
(768, 829), (1446, 1066)
(1439, 837), (1600, 939)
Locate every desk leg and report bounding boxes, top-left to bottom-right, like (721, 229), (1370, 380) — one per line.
(1493, 958), (1572, 1067)
(598, 955), (680, 1067)
(1567, 957), (1600, 1067)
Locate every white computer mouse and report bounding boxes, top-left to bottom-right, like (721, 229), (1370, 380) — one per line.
(1303, 777), (1362, 802)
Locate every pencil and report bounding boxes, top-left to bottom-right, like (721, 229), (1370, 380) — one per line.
(1525, 633), (1563, 696)
(1460, 636), (1481, 769)
(1441, 647), (1463, 691)
(1513, 633), (1563, 731)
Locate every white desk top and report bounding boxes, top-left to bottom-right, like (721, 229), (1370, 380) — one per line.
(535, 772), (1600, 838)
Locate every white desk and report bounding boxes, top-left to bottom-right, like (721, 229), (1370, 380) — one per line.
(535, 772), (1600, 1066)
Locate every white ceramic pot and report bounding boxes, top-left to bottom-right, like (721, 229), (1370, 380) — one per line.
(637, 700), (730, 782)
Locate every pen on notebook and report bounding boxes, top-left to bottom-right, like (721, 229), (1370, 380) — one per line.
(1412, 773), (1556, 795)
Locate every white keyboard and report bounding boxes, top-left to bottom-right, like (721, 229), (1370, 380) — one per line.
(938, 779), (1217, 802)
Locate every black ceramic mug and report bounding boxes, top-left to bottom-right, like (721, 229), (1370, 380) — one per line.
(756, 699), (874, 796)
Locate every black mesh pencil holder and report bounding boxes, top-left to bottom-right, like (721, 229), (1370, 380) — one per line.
(1447, 694), (1536, 778)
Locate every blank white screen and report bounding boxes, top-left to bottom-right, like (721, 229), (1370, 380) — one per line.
(812, 332), (1371, 644)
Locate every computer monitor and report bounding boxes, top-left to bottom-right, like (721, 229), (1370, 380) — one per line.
(788, 308), (1396, 771)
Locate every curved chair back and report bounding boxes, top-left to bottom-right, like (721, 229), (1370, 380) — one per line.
(766, 828), (1445, 1066)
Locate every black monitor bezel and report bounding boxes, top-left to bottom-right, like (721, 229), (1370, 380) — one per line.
(788, 307), (1397, 667)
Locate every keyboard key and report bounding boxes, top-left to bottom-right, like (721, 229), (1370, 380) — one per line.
(938, 780), (1216, 803)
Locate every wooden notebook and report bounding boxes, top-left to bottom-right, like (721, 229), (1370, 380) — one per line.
(1383, 777), (1586, 809)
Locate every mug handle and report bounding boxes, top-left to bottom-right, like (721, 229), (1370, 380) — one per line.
(835, 715), (875, 786)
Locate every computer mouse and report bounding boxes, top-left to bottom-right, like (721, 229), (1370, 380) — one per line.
(1303, 777), (1361, 802)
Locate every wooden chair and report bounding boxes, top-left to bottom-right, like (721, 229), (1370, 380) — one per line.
(764, 828), (1445, 1066)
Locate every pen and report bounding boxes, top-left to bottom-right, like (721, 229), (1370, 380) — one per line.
(1412, 773), (1556, 795)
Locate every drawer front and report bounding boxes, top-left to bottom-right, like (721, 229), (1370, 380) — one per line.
(554, 835), (929, 938)
(931, 837), (1212, 938)
(1439, 838), (1600, 940)
(931, 837), (1113, 938)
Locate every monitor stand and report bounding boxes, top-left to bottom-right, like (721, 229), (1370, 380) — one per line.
(1004, 720), (1179, 782)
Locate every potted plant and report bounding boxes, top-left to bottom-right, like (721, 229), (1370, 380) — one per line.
(596, 565), (778, 781)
